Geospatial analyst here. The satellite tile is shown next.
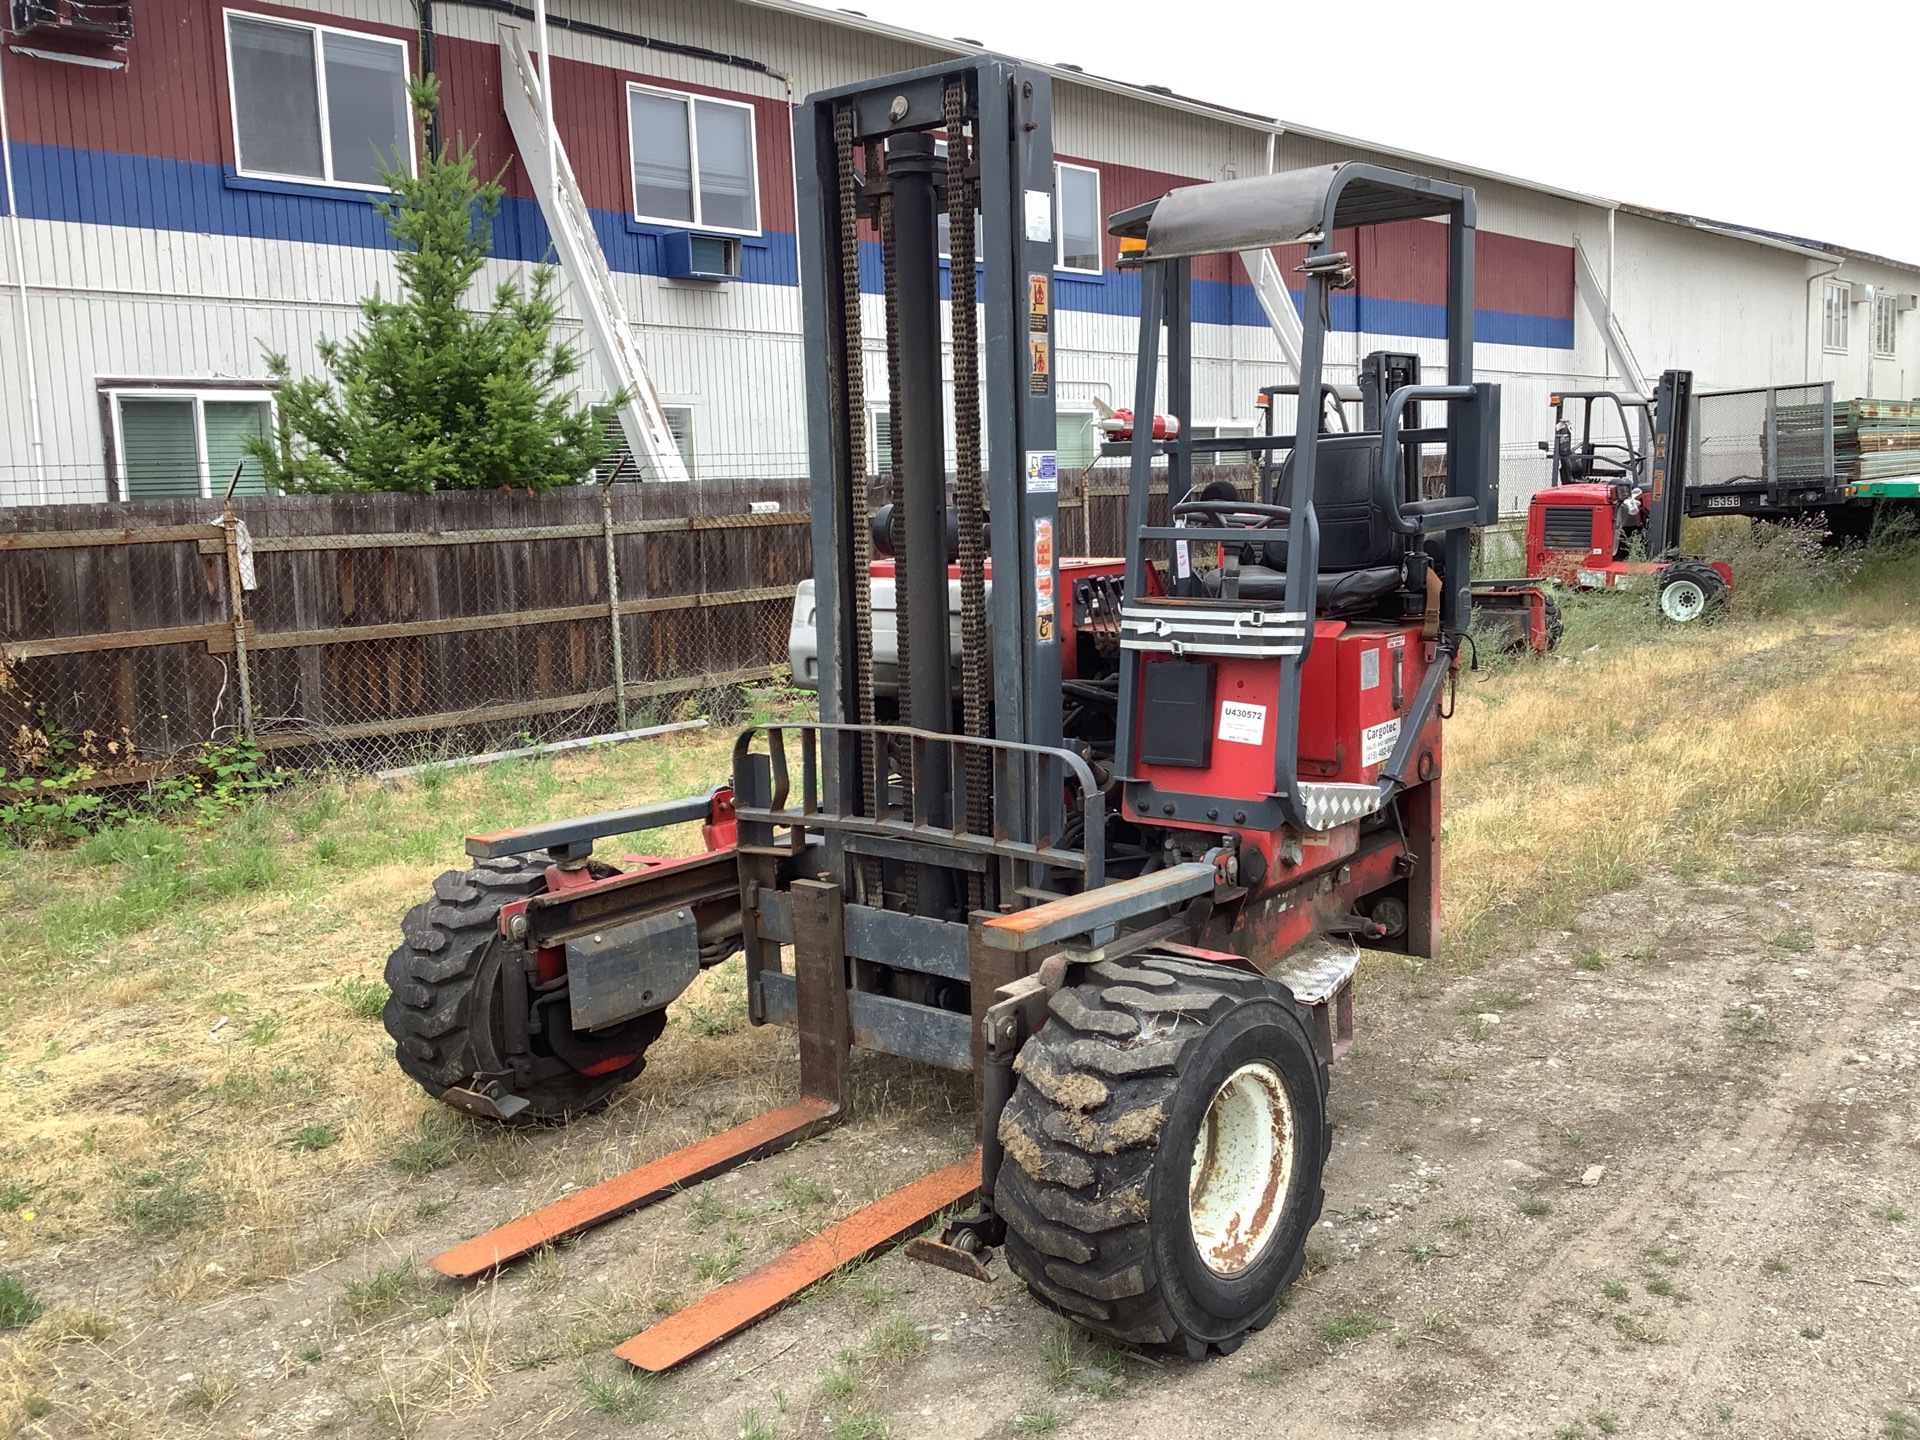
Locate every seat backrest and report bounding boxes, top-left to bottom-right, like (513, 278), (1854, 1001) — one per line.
(1263, 434), (1402, 574)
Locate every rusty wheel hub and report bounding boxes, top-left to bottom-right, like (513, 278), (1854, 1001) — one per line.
(1188, 1061), (1296, 1278)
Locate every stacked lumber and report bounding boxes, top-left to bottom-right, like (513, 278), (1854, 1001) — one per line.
(1834, 398), (1920, 482)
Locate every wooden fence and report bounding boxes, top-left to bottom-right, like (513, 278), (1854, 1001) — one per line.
(0, 465), (1293, 779)
(0, 479), (812, 775)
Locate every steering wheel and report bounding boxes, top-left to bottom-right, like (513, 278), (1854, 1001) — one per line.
(1172, 499), (1291, 529)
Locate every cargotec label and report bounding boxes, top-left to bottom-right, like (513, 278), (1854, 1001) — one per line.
(1361, 717), (1401, 767)
(1218, 701), (1267, 745)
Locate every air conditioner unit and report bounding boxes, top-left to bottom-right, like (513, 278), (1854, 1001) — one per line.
(10, 0), (132, 41)
(1898, 293), (1920, 313)
(1851, 283), (1876, 307)
(660, 233), (741, 282)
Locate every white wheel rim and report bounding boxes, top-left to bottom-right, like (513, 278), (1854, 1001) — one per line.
(1188, 1061), (1296, 1277)
(1661, 578), (1706, 621)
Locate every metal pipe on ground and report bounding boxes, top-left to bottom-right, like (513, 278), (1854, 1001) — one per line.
(373, 719), (708, 784)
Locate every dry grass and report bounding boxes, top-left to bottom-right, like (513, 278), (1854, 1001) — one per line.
(1441, 539), (1920, 965)
(0, 529), (1913, 1431)
(0, 727), (749, 1278)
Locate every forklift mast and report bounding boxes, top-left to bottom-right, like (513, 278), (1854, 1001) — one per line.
(1642, 369), (1695, 557)
(794, 57), (1064, 910)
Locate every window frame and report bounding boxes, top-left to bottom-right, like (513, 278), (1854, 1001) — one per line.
(1054, 161), (1103, 276)
(626, 82), (763, 236)
(105, 385), (278, 502)
(1055, 407), (1099, 471)
(659, 403), (698, 478)
(1873, 292), (1898, 358)
(1823, 280), (1851, 353)
(223, 9), (415, 192)
(1190, 422), (1256, 469)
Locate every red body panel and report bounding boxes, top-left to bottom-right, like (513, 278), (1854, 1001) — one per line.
(1526, 490), (1733, 595)
(1525, 484), (1618, 579)
(1126, 620), (1433, 810)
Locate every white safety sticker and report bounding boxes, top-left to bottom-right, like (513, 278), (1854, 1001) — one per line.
(1361, 717), (1400, 767)
(1218, 701), (1267, 745)
(1024, 189), (1053, 243)
(1359, 648), (1380, 691)
(1025, 450), (1058, 493)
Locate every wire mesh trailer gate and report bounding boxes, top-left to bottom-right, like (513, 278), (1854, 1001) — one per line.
(386, 54), (1503, 1372)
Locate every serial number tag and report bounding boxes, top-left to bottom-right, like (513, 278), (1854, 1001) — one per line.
(1704, 495), (1741, 509)
(1217, 701), (1267, 745)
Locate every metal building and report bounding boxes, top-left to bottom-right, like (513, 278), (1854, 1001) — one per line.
(2, 0), (1916, 508)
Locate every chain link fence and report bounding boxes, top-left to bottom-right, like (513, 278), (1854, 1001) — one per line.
(1, 480), (809, 791)
(1690, 383), (1835, 491)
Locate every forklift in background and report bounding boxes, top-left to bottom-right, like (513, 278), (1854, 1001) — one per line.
(1518, 373), (1733, 622)
(383, 54), (1503, 1372)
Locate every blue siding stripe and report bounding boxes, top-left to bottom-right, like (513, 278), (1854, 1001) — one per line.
(10, 141), (1572, 347)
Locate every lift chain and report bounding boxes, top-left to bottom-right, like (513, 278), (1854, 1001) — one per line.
(944, 79), (990, 912)
(875, 145), (917, 915)
(834, 105), (884, 903)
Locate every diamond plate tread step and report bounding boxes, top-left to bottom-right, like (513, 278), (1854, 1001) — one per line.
(1270, 943), (1360, 1006)
(1296, 781), (1386, 831)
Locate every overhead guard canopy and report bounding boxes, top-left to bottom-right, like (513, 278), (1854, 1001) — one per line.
(1108, 162), (1474, 261)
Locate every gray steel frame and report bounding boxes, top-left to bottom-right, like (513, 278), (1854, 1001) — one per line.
(793, 57), (1062, 904)
(1684, 381), (1839, 518)
(729, 722), (1106, 896)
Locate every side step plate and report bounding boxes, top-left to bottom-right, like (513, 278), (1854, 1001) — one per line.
(431, 1096), (841, 1280)
(613, 1153), (981, 1373)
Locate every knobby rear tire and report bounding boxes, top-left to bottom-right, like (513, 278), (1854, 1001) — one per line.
(1655, 560), (1727, 624)
(382, 856), (662, 1125)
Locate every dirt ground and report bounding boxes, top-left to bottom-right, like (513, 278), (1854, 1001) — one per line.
(9, 551), (1920, 1440)
(8, 823), (1916, 1440)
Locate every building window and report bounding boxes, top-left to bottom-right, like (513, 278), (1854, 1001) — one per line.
(1823, 281), (1850, 352)
(661, 406), (696, 477)
(628, 85), (759, 233)
(1057, 410), (1097, 472)
(867, 408), (893, 475)
(109, 390), (275, 501)
(600, 408), (694, 480)
(1056, 163), (1101, 274)
(1191, 424), (1255, 469)
(1873, 293), (1898, 357)
(225, 12), (411, 187)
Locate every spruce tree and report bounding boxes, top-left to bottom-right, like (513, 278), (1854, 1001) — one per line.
(253, 78), (618, 494)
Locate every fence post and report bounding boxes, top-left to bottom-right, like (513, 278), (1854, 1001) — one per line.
(1764, 388), (1779, 490)
(220, 501), (257, 740)
(603, 485), (629, 730)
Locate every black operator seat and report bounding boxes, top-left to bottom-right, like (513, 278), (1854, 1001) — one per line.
(1200, 434), (1405, 615)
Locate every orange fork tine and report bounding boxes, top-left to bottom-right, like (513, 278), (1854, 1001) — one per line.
(614, 1152), (981, 1373)
(431, 1097), (841, 1280)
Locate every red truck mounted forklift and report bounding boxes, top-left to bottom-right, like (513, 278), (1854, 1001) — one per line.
(382, 55), (1501, 1370)
(1514, 373), (1733, 623)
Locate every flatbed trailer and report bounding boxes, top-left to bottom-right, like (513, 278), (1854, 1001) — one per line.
(1686, 383), (1920, 535)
